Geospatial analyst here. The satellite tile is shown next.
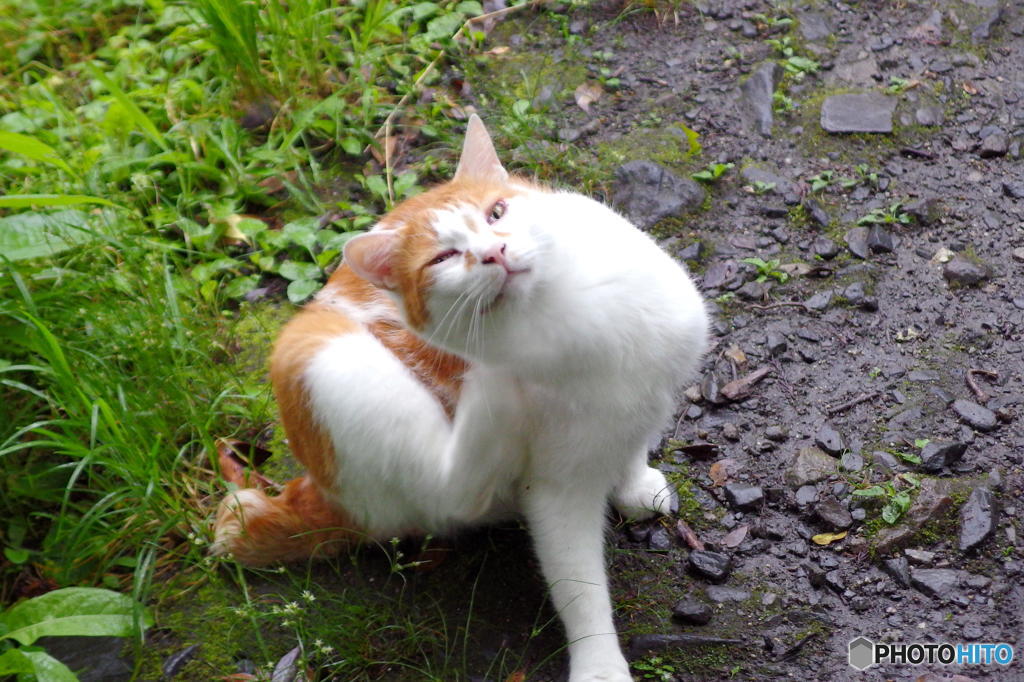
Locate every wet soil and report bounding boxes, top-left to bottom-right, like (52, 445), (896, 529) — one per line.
(131, 2), (1024, 681)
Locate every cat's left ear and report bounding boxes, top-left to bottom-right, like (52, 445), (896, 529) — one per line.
(453, 114), (508, 184)
(343, 229), (399, 290)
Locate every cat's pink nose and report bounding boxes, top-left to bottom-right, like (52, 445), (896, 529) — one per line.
(481, 243), (508, 269)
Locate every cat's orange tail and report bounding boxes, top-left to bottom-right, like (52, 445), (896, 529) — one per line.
(212, 476), (358, 566)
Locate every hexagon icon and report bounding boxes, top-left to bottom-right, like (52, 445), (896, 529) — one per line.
(848, 636), (875, 671)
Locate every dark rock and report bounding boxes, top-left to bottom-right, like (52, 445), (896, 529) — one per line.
(909, 568), (961, 599)
(723, 483), (764, 511)
(648, 527), (673, 551)
(979, 131), (1009, 158)
(766, 331), (788, 356)
(842, 281), (878, 311)
(815, 496), (853, 530)
(972, 5), (1005, 42)
(904, 197), (942, 224)
(688, 550), (733, 583)
(672, 598), (713, 625)
(827, 56), (880, 87)
(786, 447), (837, 487)
(803, 561), (826, 589)
(804, 291), (832, 311)
(943, 256), (992, 286)
(612, 161), (704, 230)
(35, 636), (132, 682)
(824, 570), (846, 594)
(702, 260), (739, 289)
(915, 106), (944, 126)
(678, 241), (704, 262)
(814, 423), (845, 455)
(845, 227), (870, 259)
(920, 441), (969, 472)
(867, 225), (895, 253)
(882, 557), (912, 588)
(628, 524), (651, 543)
(797, 10), (832, 41)
(739, 61), (783, 137)
(959, 487), (998, 552)
(803, 199), (830, 227)
(856, 478), (956, 554)
(701, 372), (727, 405)
(795, 485), (818, 506)
(704, 585), (750, 602)
(737, 280), (773, 301)
(840, 451), (864, 472)
(1003, 182), (1024, 200)
(952, 399), (998, 432)
(764, 425), (788, 442)
(811, 236), (840, 260)
(821, 93), (896, 133)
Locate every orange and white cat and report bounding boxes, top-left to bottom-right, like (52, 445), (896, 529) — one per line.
(213, 115), (708, 681)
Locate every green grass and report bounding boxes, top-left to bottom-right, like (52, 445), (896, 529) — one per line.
(0, 0), (569, 677)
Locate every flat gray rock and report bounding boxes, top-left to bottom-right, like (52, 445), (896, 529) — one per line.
(611, 160), (704, 230)
(959, 487), (998, 552)
(739, 61), (782, 137)
(821, 93), (896, 133)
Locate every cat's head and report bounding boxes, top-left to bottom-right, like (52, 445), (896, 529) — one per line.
(343, 115), (546, 356)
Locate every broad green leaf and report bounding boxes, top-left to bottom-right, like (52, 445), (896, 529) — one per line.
(223, 275), (260, 299)
(0, 648), (78, 682)
(852, 486), (885, 498)
(278, 261), (321, 282)
(0, 587), (152, 646)
(281, 218), (319, 251)
(0, 210), (98, 261)
(881, 501), (902, 525)
(0, 194), (118, 209)
(0, 131), (75, 175)
(4, 547), (30, 564)
(287, 278), (319, 304)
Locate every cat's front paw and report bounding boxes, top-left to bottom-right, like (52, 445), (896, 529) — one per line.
(612, 466), (676, 521)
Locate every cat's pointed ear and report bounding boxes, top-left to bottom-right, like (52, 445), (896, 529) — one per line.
(453, 114), (508, 184)
(343, 229), (400, 289)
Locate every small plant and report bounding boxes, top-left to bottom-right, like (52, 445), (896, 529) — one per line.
(752, 12), (793, 31)
(0, 587), (152, 681)
(747, 180), (776, 195)
(773, 90), (796, 113)
(841, 163), (880, 189)
(691, 162), (734, 183)
(766, 36), (820, 79)
(886, 77), (916, 95)
(633, 655), (677, 681)
(808, 170), (834, 192)
(857, 202), (910, 226)
(741, 257), (789, 284)
(852, 473), (921, 525)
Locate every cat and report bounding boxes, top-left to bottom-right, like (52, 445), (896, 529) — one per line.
(212, 114), (709, 681)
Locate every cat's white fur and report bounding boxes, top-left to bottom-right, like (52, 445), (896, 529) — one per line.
(308, 116), (709, 681)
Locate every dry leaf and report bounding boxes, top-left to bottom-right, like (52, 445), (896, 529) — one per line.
(574, 81), (603, 113)
(811, 531), (848, 546)
(721, 524), (749, 548)
(709, 458), (741, 486)
(778, 262), (814, 277)
(720, 366), (771, 401)
(504, 673), (527, 682)
(485, 46), (510, 55)
(724, 344), (747, 368)
(962, 81), (979, 95)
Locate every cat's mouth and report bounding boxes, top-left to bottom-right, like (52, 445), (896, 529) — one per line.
(483, 268), (530, 314)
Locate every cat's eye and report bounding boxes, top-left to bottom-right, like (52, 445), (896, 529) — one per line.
(429, 249), (459, 266)
(487, 199), (507, 224)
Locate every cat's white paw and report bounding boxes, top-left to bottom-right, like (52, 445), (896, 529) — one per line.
(612, 466), (676, 521)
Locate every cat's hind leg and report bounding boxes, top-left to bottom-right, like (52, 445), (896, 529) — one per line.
(611, 448), (677, 521)
(212, 475), (359, 565)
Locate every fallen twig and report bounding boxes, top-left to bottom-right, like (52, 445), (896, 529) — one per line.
(676, 520), (705, 551)
(747, 301), (811, 312)
(720, 366), (771, 401)
(966, 368), (998, 403)
(826, 391), (880, 416)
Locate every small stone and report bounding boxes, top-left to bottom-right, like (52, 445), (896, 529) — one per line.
(904, 197), (942, 225)
(721, 423), (740, 441)
(814, 423), (845, 455)
(943, 256), (992, 286)
(766, 331), (788, 356)
(723, 483), (764, 511)
(972, 6), (1005, 42)
(952, 399), (998, 432)
(812, 236), (840, 260)
(705, 585), (750, 603)
(678, 241), (704, 262)
(1004, 183), (1024, 200)
(702, 260), (739, 289)
(909, 568), (961, 598)
(821, 93), (896, 134)
(797, 10), (831, 41)
(959, 487), (998, 552)
(796, 485), (818, 506)
(882, 557), (911, 588)
(688, 550), (733, 582)
(803, 561), (826, 589)
(612, 161), (704, 230)
(824, 570), (845, 594)
(845, 227), (870, 259)
(648, 527), (673, 551)
(803, 199), (830, 227)
(764, 425), (788, 442)
(979, 132), (1009, 158)
(920, 441), (969, 472)
(916, 106), (944, 126)
(737, 280), (773, 301)
(840, 451), (864, 472)
(671, 599), (713, 625)
(701, 373), (726, 405)
(739, 61), (783, 138)
(867, 225), (895, 253)
(804, 291), (832, 311)
(963, 624), (984, 641)
(904, 548), (936, 565)
(786, 447), (837, 487)
(815, 496), (853, 529)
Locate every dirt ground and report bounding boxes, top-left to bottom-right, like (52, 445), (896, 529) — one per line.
(126, 1), (1024, 680)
